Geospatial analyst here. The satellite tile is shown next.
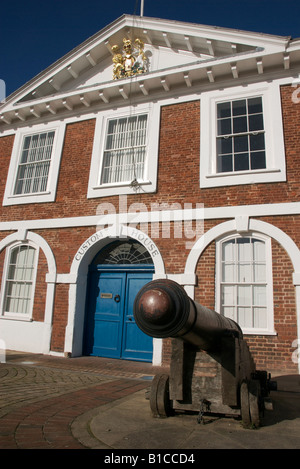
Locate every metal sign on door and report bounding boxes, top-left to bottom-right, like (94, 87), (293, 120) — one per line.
(84, 270), (153, 362)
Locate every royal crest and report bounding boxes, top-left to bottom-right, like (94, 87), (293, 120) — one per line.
(112, 38), (148, 79)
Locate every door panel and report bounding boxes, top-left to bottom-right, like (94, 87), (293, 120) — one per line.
(86, 272), (126, 358)
(122, 273), (153, 361)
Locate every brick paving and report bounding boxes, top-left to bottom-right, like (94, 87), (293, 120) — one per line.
(1, 352), (300, 450)
(0, 351), (164, 449)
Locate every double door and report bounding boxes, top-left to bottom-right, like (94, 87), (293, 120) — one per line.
(84, 269), (153, 362)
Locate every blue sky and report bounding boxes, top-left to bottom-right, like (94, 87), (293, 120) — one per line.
(1, 0), (300, 97)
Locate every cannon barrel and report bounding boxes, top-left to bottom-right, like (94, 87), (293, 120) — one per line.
(133, 279), (243, 351)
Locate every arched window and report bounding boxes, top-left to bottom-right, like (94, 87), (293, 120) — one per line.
(1, 244), (38, 318)
(216, 234), (274, 334)
(92, 239), (153, 265)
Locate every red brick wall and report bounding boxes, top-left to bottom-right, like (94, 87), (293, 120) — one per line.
(0, 85), (299, 370)
(173, 226), (297, 373)
(51, 283), (69, 352)
(0, 120), (97, 221)
(0, 135), (14, 207)
(0, 246), (6, 290)
(1, 86), (300, 221)
(32, 249), (48, 322)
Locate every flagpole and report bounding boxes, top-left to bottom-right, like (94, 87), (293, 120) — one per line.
(140, 0), (144, 16)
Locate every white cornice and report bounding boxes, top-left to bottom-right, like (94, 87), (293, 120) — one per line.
(1, 52), (300, 132)
(1, 202), (300, 232)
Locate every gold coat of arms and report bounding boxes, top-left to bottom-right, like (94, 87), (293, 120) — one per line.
(112, 38), (148, 79)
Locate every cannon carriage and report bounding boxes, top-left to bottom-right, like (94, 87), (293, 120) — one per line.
(134, 279), (276, 427)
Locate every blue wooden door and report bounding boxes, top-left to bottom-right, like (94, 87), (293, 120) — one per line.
(84, 270), (153, 361)
(121, 273), (153, 361)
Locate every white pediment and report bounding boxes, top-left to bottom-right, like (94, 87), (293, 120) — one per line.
(61, 45), (215, 93)
(6, 15), (289, 104)
(1, 14), (297, 127)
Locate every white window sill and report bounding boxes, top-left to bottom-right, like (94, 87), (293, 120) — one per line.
(88, 179), (155, 198)
(201, 167), (285, 188)
(3, 191), (53, 206)
(92, 179), (152, 190)
(243, 329), (277, 336)
(206, 167), (281, 179)
(0, 314), (33, 322)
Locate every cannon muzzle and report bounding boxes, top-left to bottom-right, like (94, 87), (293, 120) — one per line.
(133, 279), (242, 350)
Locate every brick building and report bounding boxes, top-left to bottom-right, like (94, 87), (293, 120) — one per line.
(1, 15), (300, 373)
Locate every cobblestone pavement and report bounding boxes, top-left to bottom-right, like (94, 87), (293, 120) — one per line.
(0, 351), (157, 449)
(2, 351), (300, 450)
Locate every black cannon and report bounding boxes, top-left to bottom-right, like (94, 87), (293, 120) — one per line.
(134, 279), (276, 427)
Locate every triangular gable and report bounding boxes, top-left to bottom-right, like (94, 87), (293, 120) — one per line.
(1, 14), (295, 127)
(3, 15), (289, 105)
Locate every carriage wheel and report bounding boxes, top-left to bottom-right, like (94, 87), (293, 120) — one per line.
(150, 374), (171, 418)
(240, 381), (251, 427)
(240, 379), (261, 428)
(249, 379), (261, 428)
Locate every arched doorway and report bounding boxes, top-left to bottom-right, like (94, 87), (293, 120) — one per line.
(83, 239), (154, 362)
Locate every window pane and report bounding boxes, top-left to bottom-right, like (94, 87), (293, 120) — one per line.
(254, 263), (266, 282)
(222, 240), (235, 262)
(217, 118), (231, 136)
(232, 99), (247, 116)
(238, 307), (252, 328)
(234, 153), (249, 171)
(237, 285), (251, 305)
(238, 263), (252, 282)
(234, 135), (248, 153)
(253, 286), (266, 306)
(222, 285), (235, 305)
(253, 239), (265, 262)
(223, 306), (235, 321)
(253, 307), (267, 328)
(250, 133), (265, 151)
(217, 136), (232, 155)
(249, 114), (264, 132)
(248, 97), (263, 115)
(233, 116), (247, 134)
(217, 154), (232, 172)
(222, 263), (234, 282)
(237, 238), (251, 261)
(217, 102), (231, 118)
(251, 151), (266, 170)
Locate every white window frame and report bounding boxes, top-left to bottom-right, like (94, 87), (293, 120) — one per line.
(0, 242), (39, 321)
(87, 103), (160, 198)
(215, 233), (275, 335)
(200, 81), (286, 188)
(3, 122), (66, 206)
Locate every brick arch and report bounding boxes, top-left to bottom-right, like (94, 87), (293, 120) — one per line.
(69, 225), (165, 279)
(65, 225), (165, 361)
(0, 230), (56, 353)
(185, 218), (300, 372)
(185, 218), (300, 278)
(0, 230), (56, 278)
